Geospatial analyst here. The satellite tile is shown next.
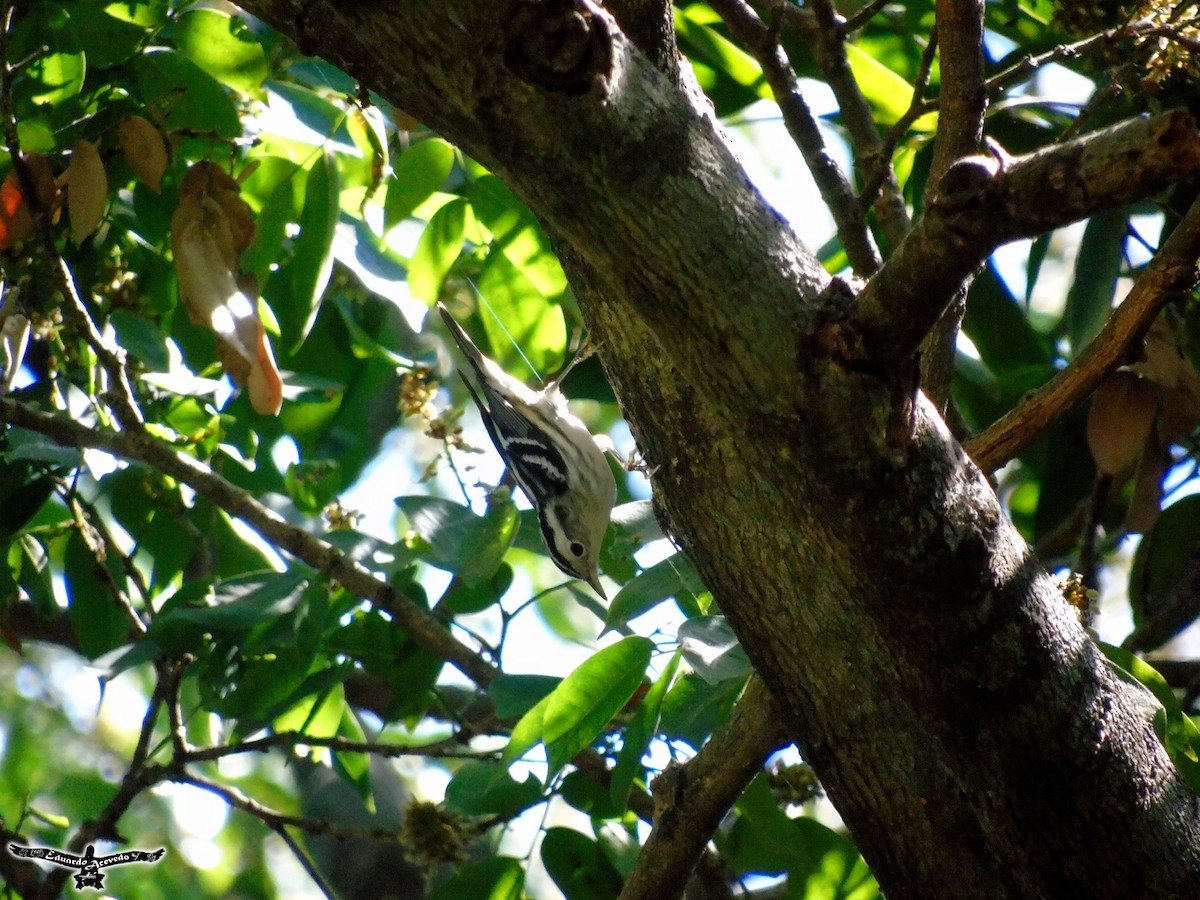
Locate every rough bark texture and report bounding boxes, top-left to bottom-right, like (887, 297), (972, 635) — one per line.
(235, 2), (1200, 896)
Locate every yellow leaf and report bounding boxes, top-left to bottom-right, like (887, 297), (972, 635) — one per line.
(845, 44), (937, 131)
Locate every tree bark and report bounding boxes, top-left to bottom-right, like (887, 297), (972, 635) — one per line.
(235, 2), (1200, 896)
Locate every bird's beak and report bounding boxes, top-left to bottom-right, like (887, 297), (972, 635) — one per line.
(587, 572), (607, 600)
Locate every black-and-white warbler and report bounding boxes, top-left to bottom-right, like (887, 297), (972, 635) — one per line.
(438, 302), (616, 598)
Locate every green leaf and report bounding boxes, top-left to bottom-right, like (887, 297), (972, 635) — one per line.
(611, 650), (680, 809)
(104, 0), (170, 28)
(488, 673), (562, 718)
(135, 49), (241, 137)
(26, 50), (85, 105)
(600, 500), (663, 585)
(216, 649), (316, 722)
(109, 309), (170, 372)
(283, 149), (340, 353)
(961, 263), (1051, 375)
(66, 0), (162, 68)
(3, 427), (83, 468)
(679, 616), (753, 685)
(604, 552), (707, 633)
(152, 570), (308, 632)
(444, 760), (543, 817)
(332, 702), (373, 809)
(0, 459), (57, 544)
(845, 42), (933, 131)
(284, 459), (342, 515)
(174, 8), (267, 94)
(1065, 208), (1126, 353)
(659, 671), (745, 749)
(726, 776), (880, 898)
(540, 827), (624, 900)
(541, 636), (654, 774)
(1099, 643), (1200, 792)
(99, 637), (162, 679)
(242, 175), (296, 279)
(16, 118), (55, 153)
(474, 250), (567, 380)
(672, 5), (767, 116)
(13, 536), (55, 616)
(407, 197), (469, 303)
(1025, 232), (1051, 305)
(438, 563), (514, 615)
(1129, 495), (1200, 629)
(65, 530), (130, 659)
(558, 769), (624, 820)
(385, 138), (456, 231)
(500, 691), (553, 770)
(468, 175), (568, 299)
(396, 494), (518, 584)
(429, 857), (525, 900)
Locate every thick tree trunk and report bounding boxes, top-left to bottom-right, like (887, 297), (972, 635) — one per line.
(237, 2), (1200, 896)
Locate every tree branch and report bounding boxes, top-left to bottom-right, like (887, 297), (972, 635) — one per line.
(711, 0), (881, 275)
(927, 0), (986, 190)
(619, 676), (784, 900)
(793, 0), (911, 250)
(840, 0), (892, 35)
(965, 191), (1200, 472)
(0, 396), (500, 687)
(919, 0), (986, 414)
(606, 0), (677, 77)
(849, 108), (1200, 368)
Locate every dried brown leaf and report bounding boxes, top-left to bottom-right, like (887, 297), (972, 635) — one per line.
(1087, 371), (1159, 475)
(170, 161), (280, 415)
(119, 115), (169, 193)
(65, 139), (107, 243)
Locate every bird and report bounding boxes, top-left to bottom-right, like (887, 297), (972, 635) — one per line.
(437, 302), (616, 598)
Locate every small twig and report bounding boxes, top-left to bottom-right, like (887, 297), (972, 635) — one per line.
(982, 16), (1158, 100)
(272, 824), (338, 900)
(65, 492), (148, 636)
(799, 0), (912, 248)
(840, 0), (892, 35)
(182, 730), (502, 764)
(966, 192), (1200, 472)
(173, 773), (409, 845)
(67, 489), (152, 610)
(711, 0), (882, 275)
(857, 30), (938, 214)
(162, 658), (191, 757)
(1076, 473), (1112, 594)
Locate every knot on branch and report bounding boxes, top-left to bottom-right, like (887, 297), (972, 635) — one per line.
(505, 0), (613, 94)
(812, 276), (868, 366)
(931, 154), (1002, 215)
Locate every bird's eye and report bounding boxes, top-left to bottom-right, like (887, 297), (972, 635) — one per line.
(569, 541), (585, 558)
